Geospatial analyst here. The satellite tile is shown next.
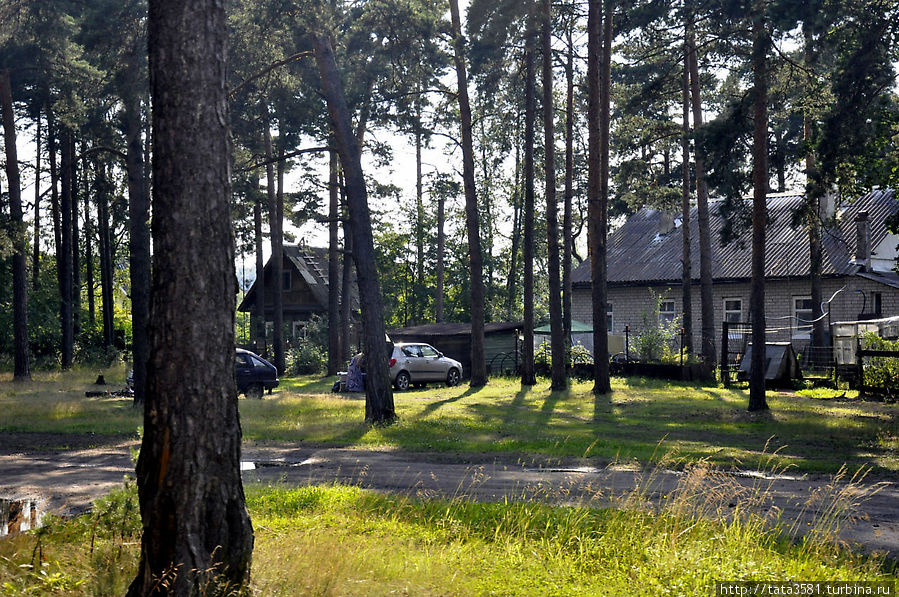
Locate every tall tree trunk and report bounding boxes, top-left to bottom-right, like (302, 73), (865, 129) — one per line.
(435, 189), (445, 323)
(562, 27), (574, 361)
(123, 81), (151, 405)
(542, 0), (566, 390)
(253, 185), (265, 355)
(264, 108), (285, 374)
(129, 0), (254, 593)
(680, 48), (694, 355)
(506, 112), (521, 322)
(0, 69), (30, 380)
(71, 140), (81, 336)
(84, 177), (96, 328)
(686, 13), (715, 367)
(748, 0), (770, 412)
(48, 113), (61, 255)
(97, 161), (115, 348)
(449, 0), (487, 387)
(60, 128), (75, 369)
(327, 147), (340, 375)
(521, 11), (537, 387)
(339, 181), (353, 362)
(414, 93), (425, 325)
(803, 27), (826, 367)
(312, 31), (395, 423)
(587, 0), (612, 395)
(32, 115), (41, 291)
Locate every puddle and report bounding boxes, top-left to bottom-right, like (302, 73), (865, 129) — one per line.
(0, 498), (42, 537)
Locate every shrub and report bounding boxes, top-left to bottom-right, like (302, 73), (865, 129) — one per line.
(860, 332), (899, 391)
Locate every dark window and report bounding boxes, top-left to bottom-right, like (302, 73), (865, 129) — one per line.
(282, 271), (292, 291)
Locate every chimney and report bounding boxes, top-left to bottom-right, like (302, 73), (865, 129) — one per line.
(855, 211), (871, 271)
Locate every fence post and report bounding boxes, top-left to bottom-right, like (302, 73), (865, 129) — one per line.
(721, 321), (730, 386)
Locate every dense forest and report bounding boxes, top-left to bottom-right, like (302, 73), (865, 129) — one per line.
(2, 0), (899, 403)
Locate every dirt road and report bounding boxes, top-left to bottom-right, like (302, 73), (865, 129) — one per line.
(1, 433), (896, 558)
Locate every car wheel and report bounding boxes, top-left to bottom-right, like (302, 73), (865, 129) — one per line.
(395, 371), (411, 391)
(246, 383), (264, 400)
(446, 368), (461, 387)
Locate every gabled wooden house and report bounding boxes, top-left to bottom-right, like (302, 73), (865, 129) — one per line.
(238, 245), (357, 339)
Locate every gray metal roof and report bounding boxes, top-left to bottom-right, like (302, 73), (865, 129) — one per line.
(572, 189), (898, 286)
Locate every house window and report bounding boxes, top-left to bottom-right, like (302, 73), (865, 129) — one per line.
(282, 271), (292, 291)
(659, 300), (676, 325)
(724, 298), (743, 324)
(607, 303), (613, 334)
(793, 296), (814, 336)
(292, 321), (304, 338)
(873, 292), (882, 317)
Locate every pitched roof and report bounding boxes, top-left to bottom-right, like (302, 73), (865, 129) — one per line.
(572, 189), (898, 286)
(388, 322), (523, 338)
(237, 245), (357, 313)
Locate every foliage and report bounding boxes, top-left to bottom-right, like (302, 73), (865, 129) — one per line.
(286, 343), (327, 376)
(634, 289), (683, 363)
(860, 332), (899, 391)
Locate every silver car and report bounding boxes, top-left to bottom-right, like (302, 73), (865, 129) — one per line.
(389, 343), (463, 391)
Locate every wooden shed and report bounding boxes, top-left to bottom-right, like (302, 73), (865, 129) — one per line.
(387, 322), (523, 378)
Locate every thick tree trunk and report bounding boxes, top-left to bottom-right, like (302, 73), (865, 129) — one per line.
(542, 0), (566, 390)
(124, 83), (151, 405)
(312, 32), (395, 423)
(521, 14), (537, 387)
(686, 14), (716, 366)
(680, 49), (694, 355)
(506, 115), (521, 322)
(264, 110), (285, 374)
(339, 188), (353, 363)
(562, 28), (574, 363)
(449, 0), (487, 387)
(0, 70), (30, 380)
(327, 147), (340, 375)
(128, 1), (254, 594)
(748, 1), (770, 412)
(48, 114), (61, 256)
(60, 128), (75, 369)
(414, 95), (425, 325)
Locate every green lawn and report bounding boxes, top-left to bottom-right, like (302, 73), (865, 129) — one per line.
(1, 483), (894, 596)
(1, 368), (896, 475)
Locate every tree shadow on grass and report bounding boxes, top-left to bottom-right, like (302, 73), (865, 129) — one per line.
(415, 385), (480, 419)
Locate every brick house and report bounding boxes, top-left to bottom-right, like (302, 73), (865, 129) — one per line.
(571, 189), (899, 357)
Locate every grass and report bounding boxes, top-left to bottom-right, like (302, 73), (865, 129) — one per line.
(1, 471), (895, 596)
(1, 368), (897, 474)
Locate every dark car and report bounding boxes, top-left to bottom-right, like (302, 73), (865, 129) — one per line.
(235, 348), (279, 398)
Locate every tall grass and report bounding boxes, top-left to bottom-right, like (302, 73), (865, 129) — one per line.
(1, 459), (893, 596)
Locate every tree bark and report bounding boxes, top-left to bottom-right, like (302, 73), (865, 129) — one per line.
(327, 147), (340, 375)
(686, 13), (715, 366)
(748, 0), (770, 412)
(253, 183), (265, 354)
(71, 140), (81, 336)
(312, 31), (395, 423)
(339, 182), (353, 363)
(128, 1), (254, 593)
(506, 112), (521, 322)
(0, 69), (30, 380)
(542, 0), (566, 390)
(680, 47), (693, 355)
(435, 189), (445, 323)
(83, 172), (95, 328)
(521, 9), (537, 387)
(448, 0), (487, 387)
(414, 93), (425, 325)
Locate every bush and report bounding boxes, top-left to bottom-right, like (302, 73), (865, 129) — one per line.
(861, 332), (899, 391)
(287, 343), (327, 375)
(634, 290), (683, 363)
